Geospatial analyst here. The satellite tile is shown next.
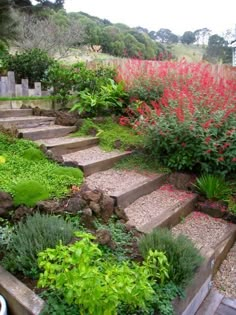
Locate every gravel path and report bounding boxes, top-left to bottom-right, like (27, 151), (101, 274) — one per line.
(62, 146), (127, 164)
(213, 242), (236, 298)
(36, 136), (90, 146)
(172, 212), (232, 250)
(125, 185), (193, 229)
(86, 169), (154, 195)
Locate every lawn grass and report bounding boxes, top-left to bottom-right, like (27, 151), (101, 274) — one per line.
(0, 96), (53, 102)
(0, 133), (83, 201)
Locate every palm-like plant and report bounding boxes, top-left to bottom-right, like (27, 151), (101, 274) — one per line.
(194, 174), (232, 200)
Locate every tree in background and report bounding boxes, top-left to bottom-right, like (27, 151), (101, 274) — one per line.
(203, 34), (231, 64)
(12, 0), (64, 10)
(181, 31), (196, 45)
(14, 10), (84, 57)
(0, 0), (18, 44)
(194, 28), (211, 46)
(151, 28), (179, 44)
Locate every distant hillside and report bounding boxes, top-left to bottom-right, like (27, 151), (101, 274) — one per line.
(169, 44), (206, 62)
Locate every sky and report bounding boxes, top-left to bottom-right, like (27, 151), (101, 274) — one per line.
(64, 0), (236, 36)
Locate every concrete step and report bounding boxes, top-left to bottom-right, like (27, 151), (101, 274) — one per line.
(86, 169), (168, 208)
(62, 146), (132, 176)
(0, 109), (33, 118)
(0, 116), (55, 129)
(124, 184), (197, 232)
(18, 125), (76, 140)
(36, 136), (99, 155)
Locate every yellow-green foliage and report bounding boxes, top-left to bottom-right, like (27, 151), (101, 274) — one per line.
(0, 133), (83, 200)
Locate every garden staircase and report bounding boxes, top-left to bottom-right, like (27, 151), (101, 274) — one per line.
(0, 108), (236, 315)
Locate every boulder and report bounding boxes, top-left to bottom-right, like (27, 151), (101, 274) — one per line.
(82, 189), (102, 203)
(89, 201), (101, 214)
(95, 229), (112, 245)
(0, 191), (13, 218)
(100, 195), (115, 223)
(55, 111), (77, 126)
(65, 197), (87, 214)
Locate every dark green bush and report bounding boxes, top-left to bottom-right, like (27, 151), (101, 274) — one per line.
(2, 213), (74, 277)
(138, 228), (203, 288)
(13, 180), (50, 207)
(54, 166), (83, 181)
(5, 48), (54, 87)
(22, 147), (45, 161)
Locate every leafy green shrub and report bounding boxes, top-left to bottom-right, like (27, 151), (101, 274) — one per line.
(5, 49), (54, 87)
(38, 231), (157, 315)
(54, 166), (83, 181)
(70, 79), (127, 116)
(22, 147), (44, 161)
(13, 180), (50, 207)
(46, 62), (117, 106)
(0, 218), (13, 252)
(0, 134), (83, 199)
(138, 228), (203, 288)
(194, 174), (232, 200)
(3, 213), (74, 277)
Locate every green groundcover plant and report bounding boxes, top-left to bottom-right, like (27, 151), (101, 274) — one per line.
(73, 117), (144, 151)
(0, 133), (83, 203)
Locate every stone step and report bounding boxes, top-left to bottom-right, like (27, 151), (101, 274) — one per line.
(62, 146), (132, 176)
(86, 169), (168, 208)
(0, 116), (55, 129)
(18, 125), (76, 140)
(124, 184), (197, 233)
(0, 109), (33, 118)
(171, 213), (236, 315)
(36, 136), (99, 155)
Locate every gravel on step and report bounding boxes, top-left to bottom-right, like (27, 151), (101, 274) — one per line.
(213, 242), (236, 298)
(172, 212), (232, 250)
(62, 146), (128, 164)
(86, 169), (155, 195)
(36, 136), (91, 146)
(124, 184), (194, 229)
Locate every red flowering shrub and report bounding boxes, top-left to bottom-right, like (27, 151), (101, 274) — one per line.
(117, 59), (236, 174)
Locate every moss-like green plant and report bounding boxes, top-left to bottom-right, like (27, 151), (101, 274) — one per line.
(194, 174), (232, 200)
(22, 147), (44, 161)
(13, 180), (50, 207)
(0, 133), (83, 199)
(54, 166), (83, 181)
(73, 118), (143, 151)
(2, 213), (74, 277)
(138, 228), (203, 288)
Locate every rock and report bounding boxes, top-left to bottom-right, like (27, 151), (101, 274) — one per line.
(63, 161), (79, 168)
(169, 172), (196, 190)
(32, 106), (41, 116)
(115, 207), (128, 221)
(89, 201), (101, 214)
(65, 197), (87, 214)
(12, 206), (33, 221)
(0, 191), (13, 218)
(80, 207), (94, 229)
(82, 190), (102, 203)
(100, 195), (115, 223)
(196, 200), (226, 218)
(95, 229), (112, 245)
(113, 139), (122, 150)
(37, 200), (62, 214)
(55, 111), (77, 126)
